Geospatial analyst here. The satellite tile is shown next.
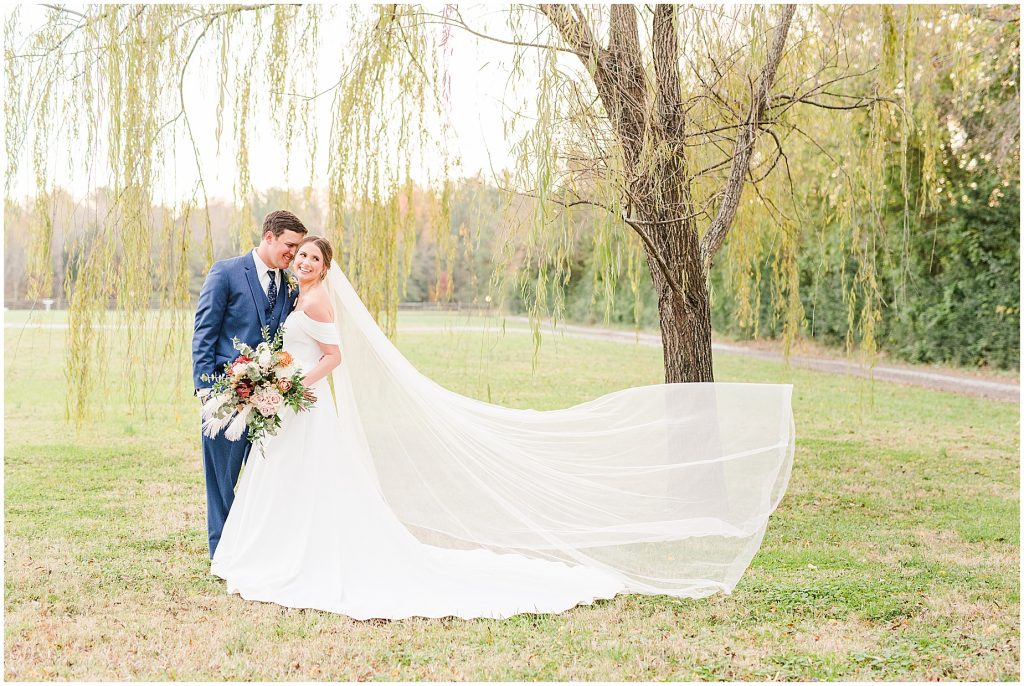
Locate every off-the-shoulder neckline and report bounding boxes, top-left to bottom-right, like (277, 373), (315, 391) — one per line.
(291, 309), (336, 325)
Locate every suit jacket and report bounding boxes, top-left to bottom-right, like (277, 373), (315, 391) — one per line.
(192, 252), (298, 391)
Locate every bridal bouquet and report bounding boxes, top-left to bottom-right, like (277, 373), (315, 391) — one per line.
(200, 325), (316, 448)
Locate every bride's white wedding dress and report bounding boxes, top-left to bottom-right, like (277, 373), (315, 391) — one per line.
(210, 265), (795, 620)
(211, 310), (624, 618)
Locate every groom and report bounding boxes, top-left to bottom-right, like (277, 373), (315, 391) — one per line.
(192, 210), (307, 558)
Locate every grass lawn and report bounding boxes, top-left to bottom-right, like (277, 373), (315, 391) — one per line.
(4, 313), (1019, 680)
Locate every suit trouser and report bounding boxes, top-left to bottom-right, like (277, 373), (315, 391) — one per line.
(202, 430), (252, 559)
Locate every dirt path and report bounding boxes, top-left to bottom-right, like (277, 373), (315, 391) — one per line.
(403, 317), (1020, 402)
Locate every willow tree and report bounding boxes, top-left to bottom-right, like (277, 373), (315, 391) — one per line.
(532, 4), (801, 382)
(427, 4), (953, 382)
(6, 5), (1011, 419)
(6, 4), (454, 421)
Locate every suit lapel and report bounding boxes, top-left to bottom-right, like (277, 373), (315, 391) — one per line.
(282, 270), (298, 316)
(275, 270), (291, 321)
(244, 253), (269, 329)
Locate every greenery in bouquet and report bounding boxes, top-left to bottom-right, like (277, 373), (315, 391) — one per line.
(200, 325), (317, 447)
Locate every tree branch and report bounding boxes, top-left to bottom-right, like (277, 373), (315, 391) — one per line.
(496, 180), (686, 298)
(772, 93), (897, 111)
(700, 4), (796, 273)
(653, 4), (683, 139)
(537, 4), (598, 58)
(39, 4), (86, 19)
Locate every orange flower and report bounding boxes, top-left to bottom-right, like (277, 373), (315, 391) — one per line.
(276, 351), (294, 368)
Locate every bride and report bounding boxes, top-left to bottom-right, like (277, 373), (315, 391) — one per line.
(210, 235), (795, 620)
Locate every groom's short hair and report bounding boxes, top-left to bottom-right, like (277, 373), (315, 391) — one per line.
(262, 210), (308, 238)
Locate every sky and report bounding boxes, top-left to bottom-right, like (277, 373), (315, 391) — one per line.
(7, 4), (550, 204)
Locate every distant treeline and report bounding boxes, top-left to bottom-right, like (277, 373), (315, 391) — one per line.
(6, 152), (1019, 369)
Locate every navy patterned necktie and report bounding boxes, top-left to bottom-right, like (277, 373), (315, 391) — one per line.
(266, 269), (278, 315)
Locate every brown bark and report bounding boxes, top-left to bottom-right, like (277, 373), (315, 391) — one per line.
(640, 209), (715, 383)
(645, 5), (713, 383)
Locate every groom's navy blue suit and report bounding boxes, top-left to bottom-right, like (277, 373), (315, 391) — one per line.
(192, 252), (297, 558)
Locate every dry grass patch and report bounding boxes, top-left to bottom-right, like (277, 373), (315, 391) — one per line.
(791, 618), (882, 654)
(918, 588), (1018, 626)
(911, 528), (1019, 569)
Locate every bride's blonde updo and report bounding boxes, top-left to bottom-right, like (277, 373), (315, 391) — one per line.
(299, 235), (333, 281)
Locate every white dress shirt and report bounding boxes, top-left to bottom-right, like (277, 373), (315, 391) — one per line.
(250, 249), (278, 298)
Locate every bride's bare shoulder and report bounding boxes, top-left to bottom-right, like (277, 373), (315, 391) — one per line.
(301, 288), (335, 324)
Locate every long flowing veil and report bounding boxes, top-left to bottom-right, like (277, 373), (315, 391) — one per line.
(325, 263), (794, 597)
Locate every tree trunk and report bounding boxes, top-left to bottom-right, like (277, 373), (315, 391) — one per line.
(644, 4), (712, 384)
(658, 273), (714, 384)
(640, 207), (715, 384)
